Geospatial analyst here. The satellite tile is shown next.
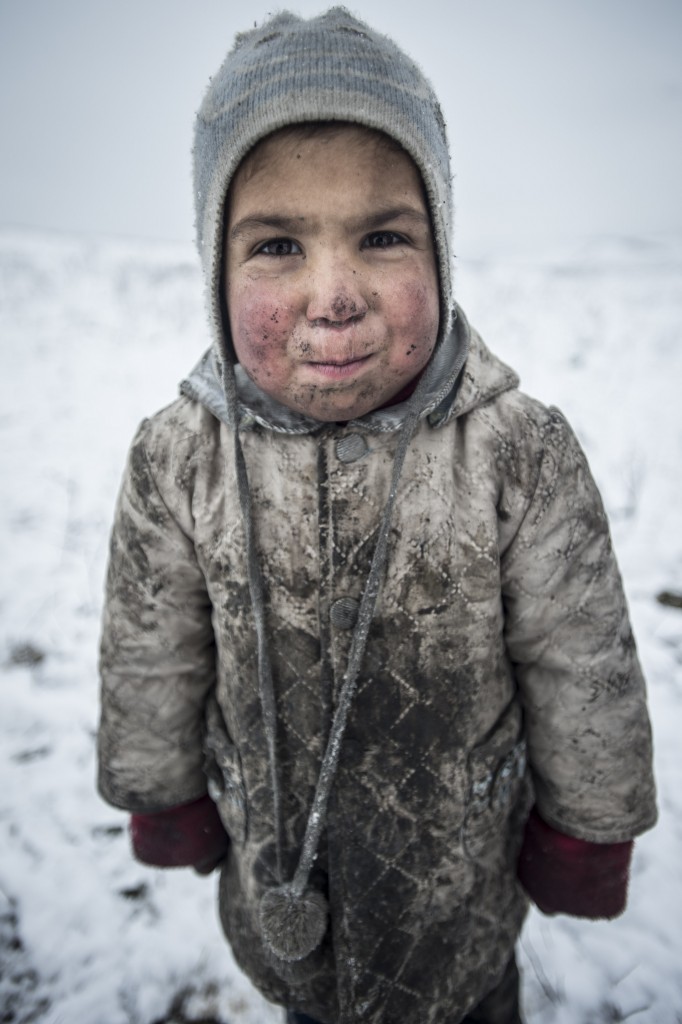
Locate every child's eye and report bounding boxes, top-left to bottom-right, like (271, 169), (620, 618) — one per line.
(256, 238), (302, 256)
(363, 231), (407, 249)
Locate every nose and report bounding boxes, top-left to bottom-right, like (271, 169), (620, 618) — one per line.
(305, 257), (369, 326)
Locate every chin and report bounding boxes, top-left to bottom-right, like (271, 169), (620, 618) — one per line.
(280, 386), (377, 423)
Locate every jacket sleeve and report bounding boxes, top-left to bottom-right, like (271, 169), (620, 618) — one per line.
(500, 407), (657, 843)
(98, 418), (216, 813)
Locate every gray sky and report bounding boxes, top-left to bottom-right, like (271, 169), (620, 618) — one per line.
(1, 0), (680, 258)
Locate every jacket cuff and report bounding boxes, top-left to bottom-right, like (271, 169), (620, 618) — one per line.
(517, 806), (633, 919)
(130, 794), (229, 870)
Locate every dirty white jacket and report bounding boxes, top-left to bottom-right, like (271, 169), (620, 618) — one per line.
(98, 308), (656, 1024)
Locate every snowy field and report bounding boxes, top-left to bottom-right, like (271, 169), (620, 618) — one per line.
(1, 227), (681, 1023)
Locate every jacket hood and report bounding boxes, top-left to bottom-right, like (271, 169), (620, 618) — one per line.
(180, 305), (520, 433)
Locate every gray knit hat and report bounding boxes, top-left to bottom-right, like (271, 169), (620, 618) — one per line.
(193, 6), (454, 358)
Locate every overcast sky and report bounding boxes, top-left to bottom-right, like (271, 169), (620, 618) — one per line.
(1, 0), (681, 258)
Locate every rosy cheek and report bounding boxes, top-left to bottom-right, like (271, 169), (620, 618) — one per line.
(229, 292), (294, 377)
(394, 280), (440, 356)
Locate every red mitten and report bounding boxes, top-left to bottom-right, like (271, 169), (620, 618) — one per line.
(130, 794), (229, 873)
(517, 806), (633, 919)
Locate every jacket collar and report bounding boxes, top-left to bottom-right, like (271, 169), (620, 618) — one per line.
(180, 305), (519, 434)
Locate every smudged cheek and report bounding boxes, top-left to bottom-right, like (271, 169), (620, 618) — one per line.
(228, 291), (298, 383)
(386, 279), (440, 365)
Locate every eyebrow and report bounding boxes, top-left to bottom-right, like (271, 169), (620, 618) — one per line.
(229, 206), (430, 240)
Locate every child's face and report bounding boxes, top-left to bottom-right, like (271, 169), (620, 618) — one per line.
(224, 125), (440, 421)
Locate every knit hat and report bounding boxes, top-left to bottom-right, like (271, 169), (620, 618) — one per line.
(193, 6), (454, 359)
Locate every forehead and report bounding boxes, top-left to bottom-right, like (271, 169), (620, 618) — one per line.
(240, 123), (407, 172)
(228, 123), (427, 213)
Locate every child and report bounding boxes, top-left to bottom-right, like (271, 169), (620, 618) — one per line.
(97, 9), (657, 1024)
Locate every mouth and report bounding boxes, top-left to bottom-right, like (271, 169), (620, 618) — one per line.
(309, 313), (366, 331)
(304, 354), (373, 380)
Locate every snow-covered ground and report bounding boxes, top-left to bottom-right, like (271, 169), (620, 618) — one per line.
(1, 227), (681, 1023)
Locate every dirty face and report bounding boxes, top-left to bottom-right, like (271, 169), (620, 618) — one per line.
(224, 125), (440, 422)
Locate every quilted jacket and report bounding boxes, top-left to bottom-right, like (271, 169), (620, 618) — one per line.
(98, 307), (656, 1024)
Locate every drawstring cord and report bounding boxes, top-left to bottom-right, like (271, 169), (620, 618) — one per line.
(221, 357), (283, 884)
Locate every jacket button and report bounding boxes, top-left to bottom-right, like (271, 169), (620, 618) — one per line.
(330, 597), (359, 629)
(335, 434), (368, 463)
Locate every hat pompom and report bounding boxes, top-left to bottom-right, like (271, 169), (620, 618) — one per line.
(260, 884), (328, 962)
